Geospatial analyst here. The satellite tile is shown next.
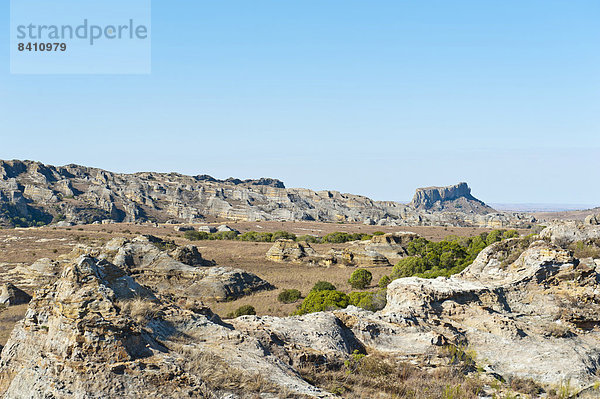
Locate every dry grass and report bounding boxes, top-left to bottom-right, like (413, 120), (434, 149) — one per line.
(298, 351), (485, 398)
(0, 304), (28, 346)
(116, 297), (162, 324)
(175, 346), (305, 398)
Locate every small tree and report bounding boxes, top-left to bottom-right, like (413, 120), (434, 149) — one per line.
(278, 289), (302, 304)
(310, 281), (336, 292)
(348, 269), (372, 289)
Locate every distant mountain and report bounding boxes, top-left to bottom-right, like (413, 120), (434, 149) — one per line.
(409, 182), (496, 214)
(0, 160), (533, 228)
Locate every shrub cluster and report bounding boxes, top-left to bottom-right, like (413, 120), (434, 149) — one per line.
(278, 289), (302, 304)
(226, 305), (256, 318)
(294, 281), (386, 315)
(390, 229), (519, 280)
(184, 229), (377, 244)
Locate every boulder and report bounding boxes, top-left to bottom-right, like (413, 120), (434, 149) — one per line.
(266, 239), (318, 263)
(0, 284), (31, 306)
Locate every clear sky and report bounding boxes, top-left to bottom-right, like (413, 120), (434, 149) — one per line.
(1, 1), (598, 205)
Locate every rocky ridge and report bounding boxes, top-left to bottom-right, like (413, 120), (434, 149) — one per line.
(0, 160), (534, 228)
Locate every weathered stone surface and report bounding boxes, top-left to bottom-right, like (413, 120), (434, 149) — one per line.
(107, 236), (273, 301)
(540, 221), (600, 245)
(0, 255), (330, 398)
(267, 232), (419, 268)
(0, 160), (534, 228)
(168, 245), (215, 267)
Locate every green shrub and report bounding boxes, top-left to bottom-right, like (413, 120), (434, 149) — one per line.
(239, 231), (273, 242)
(372, 231), (385, 236)
(310, 281), (337, 292)
(211, 231), (239, 240)
(348, 269), (373, 289)
(272, 230), (297, 241)
(391, 229), (517, 281)
(295, 290), (349, 315)
(378, 275), (391, 288)
(184, 230), (209, 241)
(278, 289), (302, 304)
(227, 305), (256, 318)
(296, 235), (320, 244)
(321, 232), (371, 243)
(348, 290), (387, 312)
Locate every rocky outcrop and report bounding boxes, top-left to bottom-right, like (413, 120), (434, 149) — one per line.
(104, 236), (273, 301)
(250, 224), (600, 392)
(0, 160), (533, 228)
(410, 182), (495, 214)
(0, 254), (329, 398)
(0, 284), (31, 306)
(266, 232), (419, 268)
(540, 221), (600, 245)
(266, 239), (319, 263)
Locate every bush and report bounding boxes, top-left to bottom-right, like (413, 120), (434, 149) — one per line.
(321, 232), (371, 243)
(372, 231), (385, 236)
(297, 235), (320, 244)
(310, 281), (337, 292)
(378, 275), (391, 288)
(227, 305), (256, 318)
(239, 231), (273, 242)
(295, 290), (349, 315)
(272, 230), (297, 241)
(278, 289), (302, 304)
(211, 231), (239, 240)
(184, 230), (209, 241)
(348, 269), (373, 289)
(348, 290), (387, 312)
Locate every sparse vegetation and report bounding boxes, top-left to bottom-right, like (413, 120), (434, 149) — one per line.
(226, 305), (257, 318)
(298, 350), (485, 398)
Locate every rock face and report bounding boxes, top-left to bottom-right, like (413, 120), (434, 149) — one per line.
(0, 254), (329, 398)
(410, 182), (495, 214)
(0, 160), (533, 228)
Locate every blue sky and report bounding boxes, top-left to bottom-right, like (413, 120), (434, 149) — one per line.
(1, 1), (599, 204)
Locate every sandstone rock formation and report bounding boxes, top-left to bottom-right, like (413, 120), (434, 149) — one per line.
(266, 232), (419, 268)
(266, 239), (319, 264)
(410, 182), (495, 214)
(251, 223), (600, 393)
(0, 254), (329, 398)
(2, 224), (600, 396)
(0, 160), (534, 228)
